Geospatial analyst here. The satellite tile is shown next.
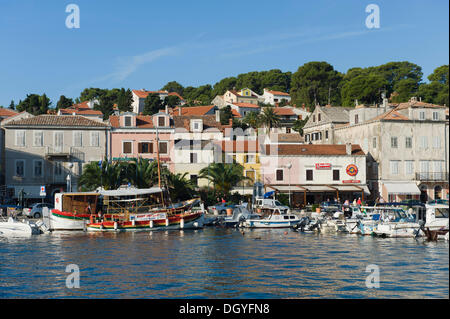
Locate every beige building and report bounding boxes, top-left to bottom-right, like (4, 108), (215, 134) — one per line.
(333, 98), (449, 202)
(3, 115), (109, 200)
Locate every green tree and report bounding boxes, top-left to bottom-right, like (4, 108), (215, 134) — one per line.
(290, 62), (343, 108)
(199, 163), (249, 199)
(164, 95), (181, 108)
(166, 172), (196, 201)
(220, 105), (233, 125)
(341, 73), (389, 106)
(56, 95), (74, 109)
(79, 160), (126, 191)
(116, 88), (133, 112)
(9, 100), (15, 110)
(162, 81), (184, 95)
(260, 106), (281, 130)
(143, 93), (164, 115)
(292, 117), (309, 135)
(16, 94), (51, 115)
(417, 65), (449, 106)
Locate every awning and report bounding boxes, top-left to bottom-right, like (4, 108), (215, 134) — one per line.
(332, 185), (371, 194)
(99, 187), (163, 197)
(302, 185), (335, 192)
(383, 182), (421, 195)
(267, 185), (306, 192)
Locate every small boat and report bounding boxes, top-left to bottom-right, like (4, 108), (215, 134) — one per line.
(0, 216), (41, 236)
(220, 204), (261, 228)
(242, 207), (300, 228)
(373, 208), (421, 238)
(418, 203), (449, 241)
(293, 216), (321, 232)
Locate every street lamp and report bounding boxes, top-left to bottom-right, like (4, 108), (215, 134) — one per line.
(66, 163), (73, 192)
(285, 163), (292, 208)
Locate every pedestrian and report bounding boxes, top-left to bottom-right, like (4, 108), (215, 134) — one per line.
(352, 198), (357, 206)
(357, 197), (362, 206)
(85, 203), (92, 214)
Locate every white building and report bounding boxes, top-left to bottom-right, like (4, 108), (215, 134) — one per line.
(261, 88), (291, 105)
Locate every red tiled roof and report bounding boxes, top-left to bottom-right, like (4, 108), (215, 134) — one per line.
(231, 109), (242, 118)
(233, 102), (260, 109)
(60, 108), (103, 116)
(266, 89), (290, 96)
(5, 115), (108, 127)
(273, 107), (295, 116)
(371, 109), (410, 122)
(0, 108), (18, 117)
(173, 115), (224, 131)
(167, 92), (185, 101)
(173, 105), (215, 116)
(265, 144), (365, 156)
(395, 100), (445, 110)
(132, 90), (168, 99)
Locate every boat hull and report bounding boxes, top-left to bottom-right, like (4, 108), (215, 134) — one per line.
(86, 212), (204, 232)
(243, 218), (300, 228)
(49, 210), (90, 231)
(0, 219), (40, 236)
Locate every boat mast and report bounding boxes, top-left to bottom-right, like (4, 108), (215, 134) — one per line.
(155, 118), (165, 207)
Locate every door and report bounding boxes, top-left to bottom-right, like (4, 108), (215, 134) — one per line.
(54, 132), (64, 153)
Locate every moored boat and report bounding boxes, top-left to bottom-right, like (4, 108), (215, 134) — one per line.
(242, 207), (300, 228)
(0, 216), (41, 236)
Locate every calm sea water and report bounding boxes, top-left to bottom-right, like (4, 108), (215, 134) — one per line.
(0, 228), (448, 298)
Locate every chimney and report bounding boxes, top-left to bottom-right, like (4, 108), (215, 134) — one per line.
(346, 143), (352, 155)
(178, 107), (182, 116)
(165, 104), (168, 114)
(215, 109), (220, 122)
(383, 97), (388, 112)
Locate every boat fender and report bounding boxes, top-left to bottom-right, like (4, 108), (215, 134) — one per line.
(165, 219), (169, 227)
(150, 220), (154, 228)
(114, 222), (117, 230)
(180, 218), (184, 229)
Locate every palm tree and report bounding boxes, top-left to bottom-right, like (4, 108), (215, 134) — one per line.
(242, 111), (261, 133)
(79, 159), (126, 191)
(166, 172), (196, 201)
(198, 163), (249, 199)
(260, 106), (281, 132)
(125, 157), (158, 188)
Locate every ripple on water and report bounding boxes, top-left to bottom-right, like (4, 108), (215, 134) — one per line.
(0, 228), (448, 298)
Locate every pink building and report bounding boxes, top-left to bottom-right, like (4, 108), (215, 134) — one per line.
(108, 112), (175, 171)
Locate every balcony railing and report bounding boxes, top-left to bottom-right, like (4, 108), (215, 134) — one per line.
(415, 172), (449, 181)
(44, 146), (85, 161)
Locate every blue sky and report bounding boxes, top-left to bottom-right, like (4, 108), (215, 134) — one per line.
(0, 0), (448, 107)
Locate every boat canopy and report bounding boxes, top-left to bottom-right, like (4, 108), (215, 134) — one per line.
(99, 187), (163, 197)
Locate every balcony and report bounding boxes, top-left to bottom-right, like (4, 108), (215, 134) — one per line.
(44, 146), (85, 161)
(415, 172), (449, 182)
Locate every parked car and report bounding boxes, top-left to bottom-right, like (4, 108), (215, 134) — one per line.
(23, 202), (54, 219)
(209, 202), (236, 215)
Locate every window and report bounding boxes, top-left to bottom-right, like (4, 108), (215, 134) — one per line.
(419, 111), (425, 120)
(245, 155), (256, 163)
(313, 115), (316, 122)
(90, 132), (99, 147)
(373, 137), (377, 149)
(286, 128), (291, 133)
(54, 132), (63, 152)
(54, 162), (63, 176)
(318, 113), (321, 121)
(276, 169), (284, 181)
(306, 169), (313, 181)
(405, 137), (412, 148)
(159, 141), (168, 154)
(390, 161), (400, 175)
(190, 153), (197, 163)
(124, 116), (132, 127)
(325, 130), (328, 139)
(73, 131), (82, 147)
(420, 160), (429, 173)
(123, 141), (132, 154)
(158, 116), (165, 127)
(333, 170), (340, 181)
(432, 111), (439, 121)
(434, 161), (443, 173)
(15, 160), (25, 177)
(391, 137), (398, 148)
(34, 131), (43, 147)
(138, 142), (153, 154)
(420, 136), (428, 149)
(405, 161), (414, 175)
(15, 131), (25, 147)
(355, 114), (359, 124)
(433, 136), (441, 149)
(33, 160), (43, 178)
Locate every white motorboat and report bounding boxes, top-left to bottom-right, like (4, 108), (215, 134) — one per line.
(373, 208), (421, 238)
(0, 217), (41, 236)
(419, 203), (449, 240)
(243, 207), (300, 228)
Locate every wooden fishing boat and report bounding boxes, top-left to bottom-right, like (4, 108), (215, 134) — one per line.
(86, 198), (204, 231)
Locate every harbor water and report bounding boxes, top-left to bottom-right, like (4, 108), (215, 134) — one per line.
(0, 228), (448, 298)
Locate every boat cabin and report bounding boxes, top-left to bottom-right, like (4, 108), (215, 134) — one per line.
(54, 192), (100, 214)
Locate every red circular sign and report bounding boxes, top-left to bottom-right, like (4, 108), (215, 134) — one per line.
(346, 164), (358, 176)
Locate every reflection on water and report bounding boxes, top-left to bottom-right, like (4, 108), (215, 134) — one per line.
(0, 228), (448, 298)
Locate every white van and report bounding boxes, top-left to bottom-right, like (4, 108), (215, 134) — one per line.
(254, 198), (290, 213)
